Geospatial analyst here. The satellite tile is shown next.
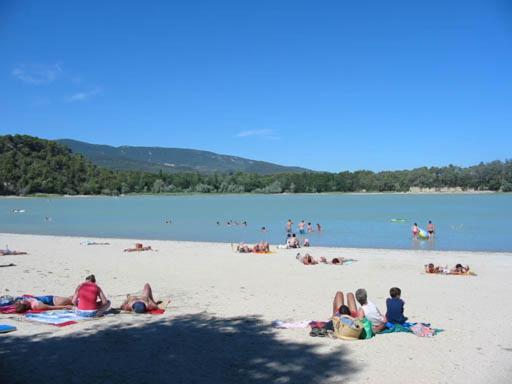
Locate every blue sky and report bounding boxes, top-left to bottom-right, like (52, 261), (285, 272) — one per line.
(0, 0), (510, 172)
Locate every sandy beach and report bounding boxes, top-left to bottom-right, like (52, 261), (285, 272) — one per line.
(1, 233), (511, 384)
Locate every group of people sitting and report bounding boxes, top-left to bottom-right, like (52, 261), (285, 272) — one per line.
(332, 287), (407, 333)
(424, 263), (471, 274)
(296, 253), (349, 265)
(236, 241), (270, 253)
(277, 234), (310, 249)
(14, 274), (162, 316)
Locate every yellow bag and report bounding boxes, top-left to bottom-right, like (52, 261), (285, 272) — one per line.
(332, 315), (363, 340)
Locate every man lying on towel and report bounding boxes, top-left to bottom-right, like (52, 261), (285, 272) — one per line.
(120, 283), (160, 313)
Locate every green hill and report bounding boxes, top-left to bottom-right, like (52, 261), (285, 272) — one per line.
(57, 139), (311, 175)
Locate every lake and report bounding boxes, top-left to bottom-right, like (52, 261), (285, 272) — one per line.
(1, 194), (511, 252)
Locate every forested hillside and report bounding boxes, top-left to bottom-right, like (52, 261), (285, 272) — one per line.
(1, 135), (511, 195)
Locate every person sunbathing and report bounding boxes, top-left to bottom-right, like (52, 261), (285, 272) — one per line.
(449, 263), (470, 274)
(15, 295), (73, 313)
(320, 256), (345, 265)
(237, 243), (252, 253)
(237, 242), (270, 253)
(252, 241), (270, 252)
(0, 248), (28, 256)
(120, 283), (160, 313)
(424, 263), (441, 273)
(124, 243), (154, 252)
(296, 253), (318, 265)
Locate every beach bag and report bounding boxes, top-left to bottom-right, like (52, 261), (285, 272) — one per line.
(332, 315), (363, 340)
(359, 317), (375, 339)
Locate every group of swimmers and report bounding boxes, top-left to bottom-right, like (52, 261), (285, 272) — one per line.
(332, 287), (407, 333)
(286, 219), (321, 234)
(14, 274), (162, 316)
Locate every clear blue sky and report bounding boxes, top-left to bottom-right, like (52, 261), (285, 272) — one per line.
(0, 0), (510, 172)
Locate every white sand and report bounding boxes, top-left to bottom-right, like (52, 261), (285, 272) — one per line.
(1, 233), (511, 384)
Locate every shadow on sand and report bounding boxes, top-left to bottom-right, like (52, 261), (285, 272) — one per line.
(0, 312), (358, 384)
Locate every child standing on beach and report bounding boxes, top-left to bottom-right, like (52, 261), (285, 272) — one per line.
(386, 287), (407, 324)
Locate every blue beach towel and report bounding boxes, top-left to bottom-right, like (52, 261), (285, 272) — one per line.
(0, 324), (17, 333)
(24, 310), (86, 326)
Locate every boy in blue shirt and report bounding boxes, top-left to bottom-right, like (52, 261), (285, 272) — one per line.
(386, 287), (408, 324)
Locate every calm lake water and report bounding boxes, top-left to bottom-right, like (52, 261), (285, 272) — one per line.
(1, 194), (511, 252)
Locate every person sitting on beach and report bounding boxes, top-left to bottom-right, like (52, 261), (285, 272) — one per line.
(355, 288), (386, 333)
(287, 234), (300, 248)
(72, 274), (110, 317)
(332, 291), (358, 318)
(124, 243), (154, 252)
(0, 247), (28, 256)
(296, 253), (318, 265)
(303, 238), (310, 247)
(450, 263), (470, 274)
(120, 283), (160, 313)
(386, 287), (408, 324)
(14, 295), (73, 313)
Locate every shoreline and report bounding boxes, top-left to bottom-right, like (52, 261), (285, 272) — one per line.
(1, 232), (511, 383)
(2, 232), (511, 255)
(0, 190), (504, 199)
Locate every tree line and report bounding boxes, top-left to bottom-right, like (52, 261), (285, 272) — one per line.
(1, 134), (511, 196)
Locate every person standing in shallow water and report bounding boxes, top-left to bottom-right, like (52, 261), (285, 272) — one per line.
(427, 220), (435, 239)
(286, 219), (293, 233)
(412, 223), (419, 240)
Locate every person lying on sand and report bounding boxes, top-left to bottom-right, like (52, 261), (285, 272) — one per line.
(424, 263), (441, 273)
(320, 256), (346, 265)
(332, 291), (358, 318)
(0, 248), (28, 256)
(296, 253), (318, 265)
(237, 242), (270, 253)
(252, 241), (270, 252)
(120, 283), (160, 313)
(15, 295), (73, 313)
(449, 263), (471, 274)
(72, 274), (110, 317)
(124, 243), (154, 252)
(425, 263), (471, 274)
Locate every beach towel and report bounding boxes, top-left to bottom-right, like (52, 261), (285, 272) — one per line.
(379, 322), (443, 336)
(272, 320), (311, 329)
(0, 324), (17, 333)
(24, 310), (87, 327)
(149, 298), (170, 315)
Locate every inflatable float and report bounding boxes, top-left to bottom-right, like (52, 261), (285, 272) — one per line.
(417, 228), (430, 240)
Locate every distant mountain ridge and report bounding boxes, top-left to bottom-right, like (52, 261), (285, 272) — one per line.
(57, 139), (311, 175)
